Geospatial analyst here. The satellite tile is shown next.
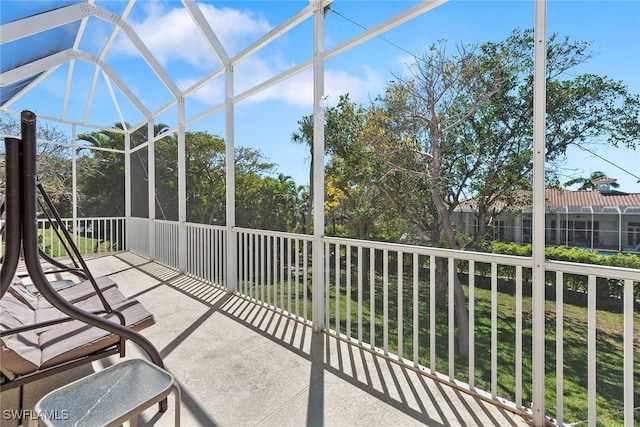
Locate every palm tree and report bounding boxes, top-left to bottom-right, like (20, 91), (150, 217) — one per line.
(291, 115), (314, 234)
(564, 171), (620, 191)
(77, 123), (171, 218)
(291, 95), (365, 235)
(77, 128), (127, 217)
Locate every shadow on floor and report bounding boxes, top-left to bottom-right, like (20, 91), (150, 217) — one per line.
(115, 251), (526, 427)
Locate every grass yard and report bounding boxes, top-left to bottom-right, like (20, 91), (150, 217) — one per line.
(37, 229), (118, 257)
(328, 270), (638, 426)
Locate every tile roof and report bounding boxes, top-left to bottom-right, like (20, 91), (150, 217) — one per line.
(458, 188), (640, 212)
(544, 188), (640, 208)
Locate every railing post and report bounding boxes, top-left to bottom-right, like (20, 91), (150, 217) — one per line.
(532, 0), (547, 425)
(311, 0), (326, 332)
(177, 98), (187, 273)
(124, 132), (131, 251)
(618, 209), (622, 252)
(148, 119), (156, 261)
(225, 66), (237, 292)
(623, 279), (633, 426)
(71, 124), (78, 244)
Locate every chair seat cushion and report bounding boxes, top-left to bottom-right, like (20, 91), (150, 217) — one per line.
(40, 297), (155, 369)
(1, 277), (155, 377)
(0, 307), (41, 377)
(6, 278), (39, 309)
(36, 276), (118, 309)
(34, 287), (128, 333)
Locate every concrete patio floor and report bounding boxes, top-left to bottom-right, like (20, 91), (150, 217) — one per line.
(2, 252), (530, 427)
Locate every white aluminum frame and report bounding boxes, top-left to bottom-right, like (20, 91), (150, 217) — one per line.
(0, 2), (581, 426)
(531, 1), (547, 424)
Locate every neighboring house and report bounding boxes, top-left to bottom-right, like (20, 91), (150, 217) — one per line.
(454, 178), (640, 251)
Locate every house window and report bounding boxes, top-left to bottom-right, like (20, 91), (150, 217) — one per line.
(472, 217), (479, 236)
(562, 221), (570, 243)
(628, 222), (640, 246)
(560, 220), (599, 245)
(493, 219), (507, 242)
(522, 219), (532, 243)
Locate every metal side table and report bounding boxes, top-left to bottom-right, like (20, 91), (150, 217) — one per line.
(33, 359), (180, 426)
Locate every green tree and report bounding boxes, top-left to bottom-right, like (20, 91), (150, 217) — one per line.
(77, 123), (171, 218)
(76, 128), (126, 217)
(564, 171), (620, 191)
(1, 113), (74, 217)
(293, 95), (392, 239)
(258, 174), (305, 232)
(291, 115), (314, 234)
(365, 29), (640, 358)
(154, 134), (178, 221)
(235, 148), (305, 231)
(324, 96), (389, 240)
(372, 29), (640, 249)
(78, 126), (305, 231)
(185, 131), (226, 225)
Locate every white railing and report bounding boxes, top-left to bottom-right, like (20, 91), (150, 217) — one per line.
(128, 217), (150, 258)
(36, 217), (125, 257)
(236, 228), (314, 324)
(185, 223), (226, 287)
(130, 221), (637, 426)
(154, 220), (180, 268)
(544, 260), (638, 426)
(321, 236), (637, 426)
(323, 237), (534, 413)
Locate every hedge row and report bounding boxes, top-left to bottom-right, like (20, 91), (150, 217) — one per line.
(484, 242), (640, 298)
(488, 242), (640, 269)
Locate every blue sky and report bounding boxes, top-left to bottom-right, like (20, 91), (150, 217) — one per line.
(5, 0), (640, 192)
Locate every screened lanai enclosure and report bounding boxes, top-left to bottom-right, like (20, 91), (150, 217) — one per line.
(1, 1), (638, 426)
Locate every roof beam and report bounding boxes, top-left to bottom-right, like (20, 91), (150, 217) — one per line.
(0, 4), (92, 43)
(62, 59), (77, 121)
(1, 52), (69, 86)
(102, 71), (128, 132)
(0, 49), (149, 117)
(0, 107), (127, 134)
(233, 59), (312, 105)
(182, 67), (225, 99)
(99, 6), (182, 98)
(182, 0), (229, 66)
(0, 67), (59, 110)
(234, 0), (447, 105)
(0, 2), (181, 99)
(230, 1), (319, 66)
(84, 0), (136, 124)
(324, 0), (448, 61)
(63, 2), (92, 121)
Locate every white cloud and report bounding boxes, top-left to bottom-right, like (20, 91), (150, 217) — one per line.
(250, 65), (384, 108)
(113, 2), (271, 69)
(114, 3), (383, 108)
(394, 53), (419, 77)
(326, 66), (385, 105)
(186, 59), (384, 108)
(177, 76), (224, 105)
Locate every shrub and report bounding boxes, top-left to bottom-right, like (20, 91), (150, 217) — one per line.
(487, 242), (640, 298)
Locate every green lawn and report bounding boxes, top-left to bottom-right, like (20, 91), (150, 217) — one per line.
(334, 271), (638, 426)
(37, 229), (118, 257)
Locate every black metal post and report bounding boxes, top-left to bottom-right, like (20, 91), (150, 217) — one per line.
(0, 137), (22, 297)
(16, 111), (168, 411)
